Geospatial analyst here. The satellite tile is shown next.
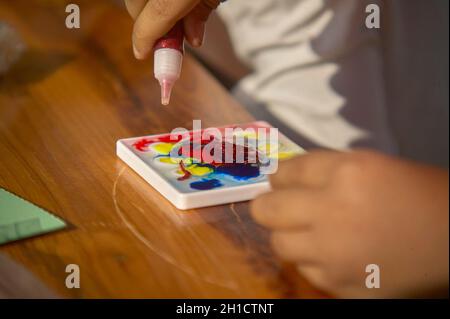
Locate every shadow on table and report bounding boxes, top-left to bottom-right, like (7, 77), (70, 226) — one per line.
(0, 49), (74, 92)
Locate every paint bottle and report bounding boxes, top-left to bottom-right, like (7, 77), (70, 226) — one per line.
(153, 21), (184, 106)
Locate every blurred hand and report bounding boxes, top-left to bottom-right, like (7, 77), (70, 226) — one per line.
(251, 150), (449, 298)
(124, 0), (221, 59)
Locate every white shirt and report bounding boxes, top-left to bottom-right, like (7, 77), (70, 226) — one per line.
(218, 0), (449, 167)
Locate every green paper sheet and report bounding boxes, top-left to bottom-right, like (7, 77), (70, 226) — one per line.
(0, 188), (67, 245)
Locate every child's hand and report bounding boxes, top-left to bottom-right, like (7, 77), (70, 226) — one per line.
(250, 150), (449, 297)
(124, 0), (221, 59)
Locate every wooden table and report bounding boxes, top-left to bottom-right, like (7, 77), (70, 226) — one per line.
(0, 0), (323, 298)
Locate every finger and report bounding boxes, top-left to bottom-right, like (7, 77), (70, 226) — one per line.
(183, 0), (220, 47)
(270, 150), (345, 189)
(250, 188), (322, 230)
(124, 0), (148, 19)
(271, 231), (318, 264)
(133, 0), (200, 59)
(296, 265), (329, 293)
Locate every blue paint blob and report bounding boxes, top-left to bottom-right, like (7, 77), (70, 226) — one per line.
(215, 164), (260, 180)
(190, 178), (223, 190)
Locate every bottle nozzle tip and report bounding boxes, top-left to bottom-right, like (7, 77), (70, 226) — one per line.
(160, 79), (173, 106)
(161, 96), (170, 106)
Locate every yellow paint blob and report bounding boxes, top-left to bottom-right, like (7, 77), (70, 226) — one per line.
(277, 152), (297, 160)
(156, 157), (195, 166)
(151, 142), (174, 155)
(258, 142), (279, 155)
(157, 157), (180, 165)
(233, 131), (258, 139)
(177, 164), (213, 177)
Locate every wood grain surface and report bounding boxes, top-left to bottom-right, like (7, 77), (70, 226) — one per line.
(0, 0), (324, 298)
